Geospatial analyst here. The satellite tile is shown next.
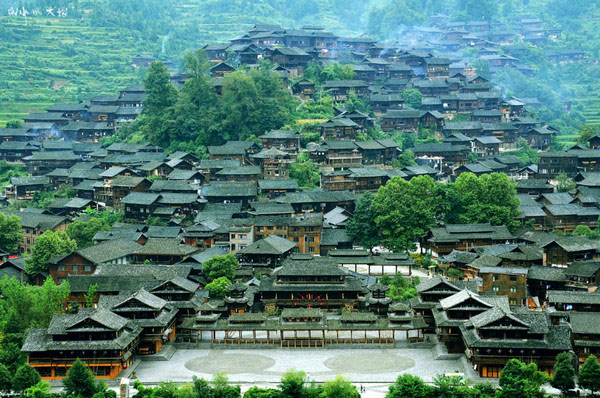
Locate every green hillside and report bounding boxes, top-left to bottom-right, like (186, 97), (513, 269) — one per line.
(0, 0), (381, 126)
(0, 16), (147, 125)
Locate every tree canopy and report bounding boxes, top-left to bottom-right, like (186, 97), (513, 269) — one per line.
(346, 192), (380, 251)
(205, 277), (232, 299)
(497, 359), (548, 398)
(132, 57), (296, 152)
(63, 359), (104, 398)
(579, 354), (600, 395)
(66, 217), (111, 248)
(372, 175), (441, 253)
(387, 374), (433, 398)
(0, 212), (23, 254)
(12, 364), (41, 393)
(25, 230), (77, 274)
(551, 352), (575, 396)
(201, 254), (237, 282)
(451, 173), (521, 229)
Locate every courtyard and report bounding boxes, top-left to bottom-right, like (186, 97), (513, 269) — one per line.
(134, 347), (464, 385)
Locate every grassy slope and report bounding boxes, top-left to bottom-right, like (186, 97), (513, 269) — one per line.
(0, 15), (150, 125)
(0, 0), (384, 126)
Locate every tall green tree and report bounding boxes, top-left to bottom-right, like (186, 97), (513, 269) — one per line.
(85, 284), (98, 308)
(290, 153), (320, 189)
(0, 342), (25, 375)
(192, 376), (213, 398)
(25, 231), (77, 274)
(66, 217), (110, 248)
(205, 277), (232, 299)
(320, 375), (359, 398)
(0, 213), (23, 254)
(551, 352), (575, 397)
(497, 359), (548, 398)
(387, 374), (432, 398)
(556, 173), (576, 192)
(576, 125), (598, 144)
(279, 369), (306, 398)
(31, 277), (70, 328)
(372, 176), (441, 253)
(578, 354), (600, 395)
(12, 364), (41, 393)
(143, 61), (177, 115)
(346, 192), (380, 252)
(0, 363), (11, 394)
(63, 359), (101, 398)
(453, 173), (520, 229)
(399, 89), (423, 109)
(210, 373), (240, 398)
(472, 59), (491, 79)
(202, 254), (237, 282)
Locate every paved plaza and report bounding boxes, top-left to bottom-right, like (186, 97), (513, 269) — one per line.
(134, 347), (464, 385)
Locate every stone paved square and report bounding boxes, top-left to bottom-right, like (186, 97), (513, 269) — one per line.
(134, 347), (464, 384)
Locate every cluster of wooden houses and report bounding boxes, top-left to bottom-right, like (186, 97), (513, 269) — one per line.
(0, 19), (596, 383)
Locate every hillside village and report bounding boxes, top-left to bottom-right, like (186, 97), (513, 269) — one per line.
(0, 18), (599, 391)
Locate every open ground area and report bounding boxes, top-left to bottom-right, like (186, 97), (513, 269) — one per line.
(134, 347), (463, 384)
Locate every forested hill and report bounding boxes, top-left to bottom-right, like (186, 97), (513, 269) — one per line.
(0, 0), (381, 125)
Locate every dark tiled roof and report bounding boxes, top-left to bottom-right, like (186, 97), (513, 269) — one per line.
(238, 234), (296, 255)
(527, 266), (566, 282)
(571, 312), (600, 334)
(548, 290), (600, 305)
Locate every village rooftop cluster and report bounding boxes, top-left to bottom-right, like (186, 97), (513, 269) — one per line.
(0, 18), (597, 384)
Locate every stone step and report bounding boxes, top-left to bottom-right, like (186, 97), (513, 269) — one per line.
(140, 344), (177, 361)
(431, 342), (462, 360)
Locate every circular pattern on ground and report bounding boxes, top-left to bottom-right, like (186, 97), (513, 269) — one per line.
(185, 353), (276, 374)
(324, 352), (415, 374)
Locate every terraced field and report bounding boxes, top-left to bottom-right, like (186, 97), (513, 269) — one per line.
(0, 15), (153, 125)
(578, 97), (600, 127)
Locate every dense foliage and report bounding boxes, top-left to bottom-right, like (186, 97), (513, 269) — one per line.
(346, 192), (380, 252)
(0, 212), (23, 253)
(66, 217), (111, 248)
(0, 276), (69, 389)
(201, 254), (238, 282)
(350, 173), (521, 253)
(25, 230), (78, 274)
(121, 55), (296, 153)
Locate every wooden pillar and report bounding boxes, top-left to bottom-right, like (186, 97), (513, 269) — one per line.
(322, 330), (325, 347)
(294, 330), (297, 348)
(336, 330), (339, 344)
(350, 330), (352, 343)
(267, 330), (270, 344)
